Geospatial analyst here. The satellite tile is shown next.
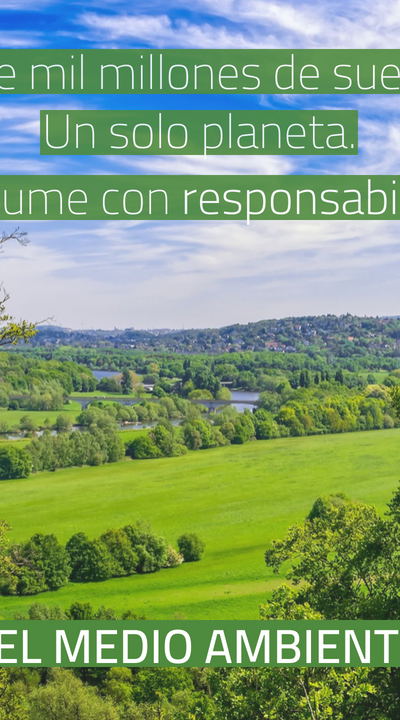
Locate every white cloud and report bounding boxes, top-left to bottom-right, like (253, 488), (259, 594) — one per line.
(76, 0), (400, 49)
(106, 154), (292, 175)
(76, 11), (267, 48)
(3, 217), (400, 329)
(0, 32), (44, 47)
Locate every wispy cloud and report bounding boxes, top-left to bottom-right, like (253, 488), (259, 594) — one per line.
(2, 216), (400, 328)
(76, 12), (260, 48)
(76, 0), (400, 49)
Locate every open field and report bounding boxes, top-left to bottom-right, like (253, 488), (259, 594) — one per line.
(0, 429), (399, 620)
(0, 401), (82, 431)
(360, 370), (390, 383)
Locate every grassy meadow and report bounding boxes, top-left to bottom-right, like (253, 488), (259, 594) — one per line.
(0, 401), (82, 431)
(0, 429), (399, 620)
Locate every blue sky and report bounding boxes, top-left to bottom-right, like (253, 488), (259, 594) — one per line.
(1, 0), (400, 329)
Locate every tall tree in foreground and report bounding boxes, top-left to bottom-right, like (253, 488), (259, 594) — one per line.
(0, 229), (37, 347)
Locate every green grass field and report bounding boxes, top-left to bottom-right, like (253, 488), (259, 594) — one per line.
(360, 370), (389, 383)
(0, 401), (82, 432)
(0, 429), (399, 620)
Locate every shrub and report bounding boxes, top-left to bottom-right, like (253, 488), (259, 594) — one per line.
(307, 493), (350, 523)
(123, 521), (168, 572)
(177, 533), (205, 562)
(126, 435), (162, 459)
(163, 546), (184, 568)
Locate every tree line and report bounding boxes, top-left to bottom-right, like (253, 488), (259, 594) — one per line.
(0, 521), (204, 596)
(1, 383), (399, 479)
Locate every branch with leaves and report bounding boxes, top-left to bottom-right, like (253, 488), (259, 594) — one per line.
(0, 228), (38, 346)
(0, 228), (29, 252)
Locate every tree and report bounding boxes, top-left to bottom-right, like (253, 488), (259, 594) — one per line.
(123, 521), (168, 572)
(390, 385), (400, 419)
(121, 368), (133, 395)
(19, 414), (39, 432)
(54, 414), (72, 433)
(335, 368), (344, 384)
(264, 486), (400, 621)
(0, 668), (27, 720)
(97, 377), (121, 393)
(177, 533), (205, 562)
(28, 668), (119, 720)
(100, 528), (138, 576)
(131, 667), (194, 704)
(232, 412), (255, 444)
(0, 229), (37, 347)
(0, 446), (31, 480)
(102, 668), (133, 706)
(15, 602), (67, 620)
(126, 435), (162, 459)
(67, 601), (95, 620)
(11, 533), (71, 595)
(0, 520), (18, 594)
(66, 533), (115, 582)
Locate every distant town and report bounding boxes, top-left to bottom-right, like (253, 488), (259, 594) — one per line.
(29, 314), (400, 358)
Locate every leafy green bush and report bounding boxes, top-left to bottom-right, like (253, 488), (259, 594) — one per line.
(177, 533), (205, 562)
(126, 435), (162, 459)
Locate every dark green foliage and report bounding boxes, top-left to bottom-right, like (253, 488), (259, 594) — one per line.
(97, 377), (121, 393)
(27, 426), (124, 474)
(67, 601), (119, 620)
(177, 533), (205, 562)
(66, 533), (115, 583)
(149, 421), (188, 458)
(0, 446), (31, 480)
(121, 368), (133, 395)
(335, 368), (344, 383)
(100, 529), (139, 576)
(2, 519), (178, 596)
(123, 521), (169, 572)
(9, 534), (70, 595)
(182, 419), (216, 450)
(126, 435), (162, 459)
(253, 409), (280, 439)
(67, 601), (95, 620)
(232, 411), (255, 444)
(264, 483), (400, 621)
(390, 385), (400, 420)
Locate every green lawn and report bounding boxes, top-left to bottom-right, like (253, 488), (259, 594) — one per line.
(118, 428), (151, 443)
(360, 370), (389, 383)
(0, 429), (399, 620)
(0, 401), (82, 432)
